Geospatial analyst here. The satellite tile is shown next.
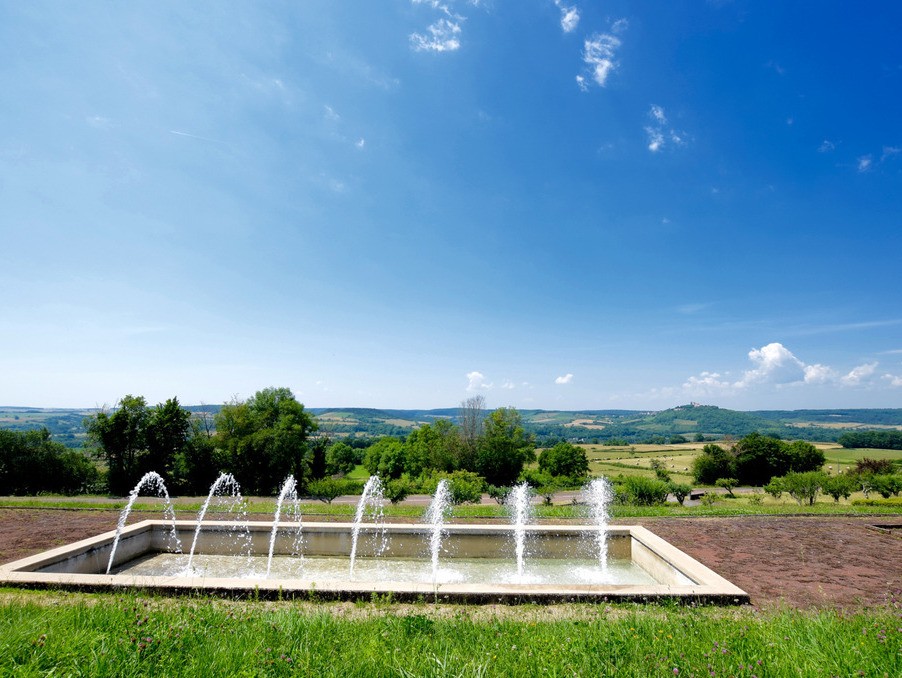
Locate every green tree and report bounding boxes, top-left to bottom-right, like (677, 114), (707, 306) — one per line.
(715, 477), (738, 497)
(668, 481), (692, 506)
(0, 428), (98, 495)
(692, 444), (736, 484)
(785, 440), (826, 474)
(214, 387), (317, 495)
(537, 442), (589, 479)
(307, 477), (353, 504)
(733, 432), (789, 486)
(325, 441), (357, 476)
(475, 408), (535, 486)
(362, 437), (406, 479)
(822, 474), (858, 502)
(458, 395), (485, 471)
(86, 395), (151, 495)
(781, 471), (828, 506)
(145, 397), (192, 480)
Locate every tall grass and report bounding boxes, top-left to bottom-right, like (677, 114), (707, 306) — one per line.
(0, 591), (898, 676)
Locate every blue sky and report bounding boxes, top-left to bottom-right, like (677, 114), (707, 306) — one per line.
(1, 1), (901, 411)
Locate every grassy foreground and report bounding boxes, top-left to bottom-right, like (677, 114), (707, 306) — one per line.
(0, 591), (899, 677)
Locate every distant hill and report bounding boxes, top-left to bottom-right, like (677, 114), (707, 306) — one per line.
(3, 403), (901, 447)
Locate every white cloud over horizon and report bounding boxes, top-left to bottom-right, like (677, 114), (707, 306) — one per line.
(680, 342), (890, 399)
(555, 373), (574, 384)
(466, 370), (492, 391)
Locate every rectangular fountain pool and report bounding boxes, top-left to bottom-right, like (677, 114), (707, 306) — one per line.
(0, 521), (749, 604)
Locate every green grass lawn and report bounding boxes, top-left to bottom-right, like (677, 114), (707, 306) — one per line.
(0, 590), (898, 676)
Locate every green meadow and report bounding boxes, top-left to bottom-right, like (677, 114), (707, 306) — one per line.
(0, 591), (899, 677)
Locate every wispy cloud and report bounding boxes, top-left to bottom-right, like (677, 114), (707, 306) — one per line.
(409, 1), (472, 53)
(553, 1), (580, 33)
(555, 373), (574, 384)
(857, 155), (873, 172)
(818, 139), (836, 153)
(881, 145), (901, 161)
(577, 21), (627, 90)
(169, 129), (229, 145)
(410, 17), (462, 52)
(644, 105), (687, 152)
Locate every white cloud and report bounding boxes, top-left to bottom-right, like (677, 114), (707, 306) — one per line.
(580, 29), (624, 88)
(611, 18), (629, 34)
(803, 363), (835, 384)
(737, 342), (807, 386)
(683, 371), (731, 393)
(555, 373), (574, 384)
(500, 380), (516, 390)
(644, 105), (687, 153)
(410, 18), (462, 52)
(818, 139), (835, 153)
(679, 342), (893, 400)
(466, 371), (492, 391)
(553, 1), (580, 33)
(645, 127), (664, 152)
(857, 155), (873, 172)
(881, 146), (901, 161)
(840, 363), (878, 386)
(355, 138), (366, 149)
(410, 1), (474, 53)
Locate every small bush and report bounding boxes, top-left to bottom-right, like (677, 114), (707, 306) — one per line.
(869, 473), (902, 499)
(383, 477), (413, 504)
(421, 470), (485, 504)
(822, 474), (858, 502)
(715, 477), (738, 497)
(764, 478), (784, 499)
(780, 471), (828, 506)
(668, 481), (692, 506)
(619, 476), (670, 506)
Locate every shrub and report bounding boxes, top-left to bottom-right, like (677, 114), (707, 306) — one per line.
(822, 474), (858, 502)
(715, 477), (738, 497)
(764, 478), (784, 499)
(854, 457), (895, 476)
(307, 478), (355, 504)
(650, 458), (671, 482)
(421, 470), (485, 505)
(780, 471), (828, 506)
(619, 476), (670, 506)
(668, 481), (692, 506)
(699, 492), (718, 507)
(486, 484), (509, 505)
(869, 474), (902, 499)
(383, 476), (414, 504)
(537, 442), (589, 479)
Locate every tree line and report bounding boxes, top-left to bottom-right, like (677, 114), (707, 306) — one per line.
(1, 390), (583, 498)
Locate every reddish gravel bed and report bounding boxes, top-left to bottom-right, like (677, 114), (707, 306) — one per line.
(1, 509), (899, 609)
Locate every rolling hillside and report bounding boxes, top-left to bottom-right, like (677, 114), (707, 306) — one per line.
(3, 403), (901, 447)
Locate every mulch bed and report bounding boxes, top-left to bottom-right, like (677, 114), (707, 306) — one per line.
(1, 509), (899, 609)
